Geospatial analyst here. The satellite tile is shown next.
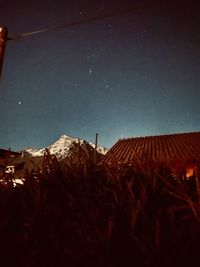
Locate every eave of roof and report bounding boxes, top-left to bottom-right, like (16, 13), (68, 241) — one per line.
(101, 131), (200, 164)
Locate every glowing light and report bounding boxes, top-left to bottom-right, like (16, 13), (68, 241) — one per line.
(5, 165), (15, 173)
(186, 167), (194, 179)
(13, 178), (24, 187)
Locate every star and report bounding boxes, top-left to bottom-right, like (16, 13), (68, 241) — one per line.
(86, 53), (96, 61)
(0, 0), (199, 152)
(105, 24), (112, 30)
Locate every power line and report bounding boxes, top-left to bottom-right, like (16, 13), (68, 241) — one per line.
(7, 2), (164, 41)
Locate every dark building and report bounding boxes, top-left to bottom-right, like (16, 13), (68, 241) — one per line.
(0, 148), (43, 185)
(0, 148), (22, 158)
(101, 132), (200, 178)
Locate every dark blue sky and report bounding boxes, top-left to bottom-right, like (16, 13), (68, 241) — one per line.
(0, 0), (199, 150)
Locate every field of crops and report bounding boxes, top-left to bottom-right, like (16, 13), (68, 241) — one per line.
(0, 152), (200, 267)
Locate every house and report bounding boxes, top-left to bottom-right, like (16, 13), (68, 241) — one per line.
(0, 148), (22, 158)
(0, 148), (43, 186)
(101, 132), (200, 179)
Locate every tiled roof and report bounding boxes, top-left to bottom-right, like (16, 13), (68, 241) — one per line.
(102, 132), (200, 164)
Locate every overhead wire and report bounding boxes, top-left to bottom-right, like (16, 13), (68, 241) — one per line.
(7, 1), (165, 41)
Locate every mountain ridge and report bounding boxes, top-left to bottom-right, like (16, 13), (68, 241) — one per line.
(23, 134), (108, 160)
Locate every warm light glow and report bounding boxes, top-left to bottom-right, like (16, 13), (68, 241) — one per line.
(5, 165), (15, 173)
(13, 178), (24, 187)
(186, 167), (194, 179)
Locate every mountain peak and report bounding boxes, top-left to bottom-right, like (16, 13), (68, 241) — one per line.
(23, 134), (108, 159)
(59, 134), (73, 139)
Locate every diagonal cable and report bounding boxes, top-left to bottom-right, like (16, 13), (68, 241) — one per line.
(7, 2), (165, 41)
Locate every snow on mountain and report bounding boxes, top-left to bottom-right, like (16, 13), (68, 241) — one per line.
(89, 143), (108, 155)
(23, 134), (108, 160)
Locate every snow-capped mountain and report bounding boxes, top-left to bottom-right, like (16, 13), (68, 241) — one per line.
(23, 134), (108, 160)
(89, 143), (108, 155)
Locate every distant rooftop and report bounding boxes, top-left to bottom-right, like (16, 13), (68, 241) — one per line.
(0, 148), (22, 158)
(102, 132), (200, 164)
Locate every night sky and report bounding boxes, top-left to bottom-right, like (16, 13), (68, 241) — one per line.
(0, 0), (199, 151)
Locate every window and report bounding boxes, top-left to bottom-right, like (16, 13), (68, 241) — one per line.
(5, 165), (15, 173)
